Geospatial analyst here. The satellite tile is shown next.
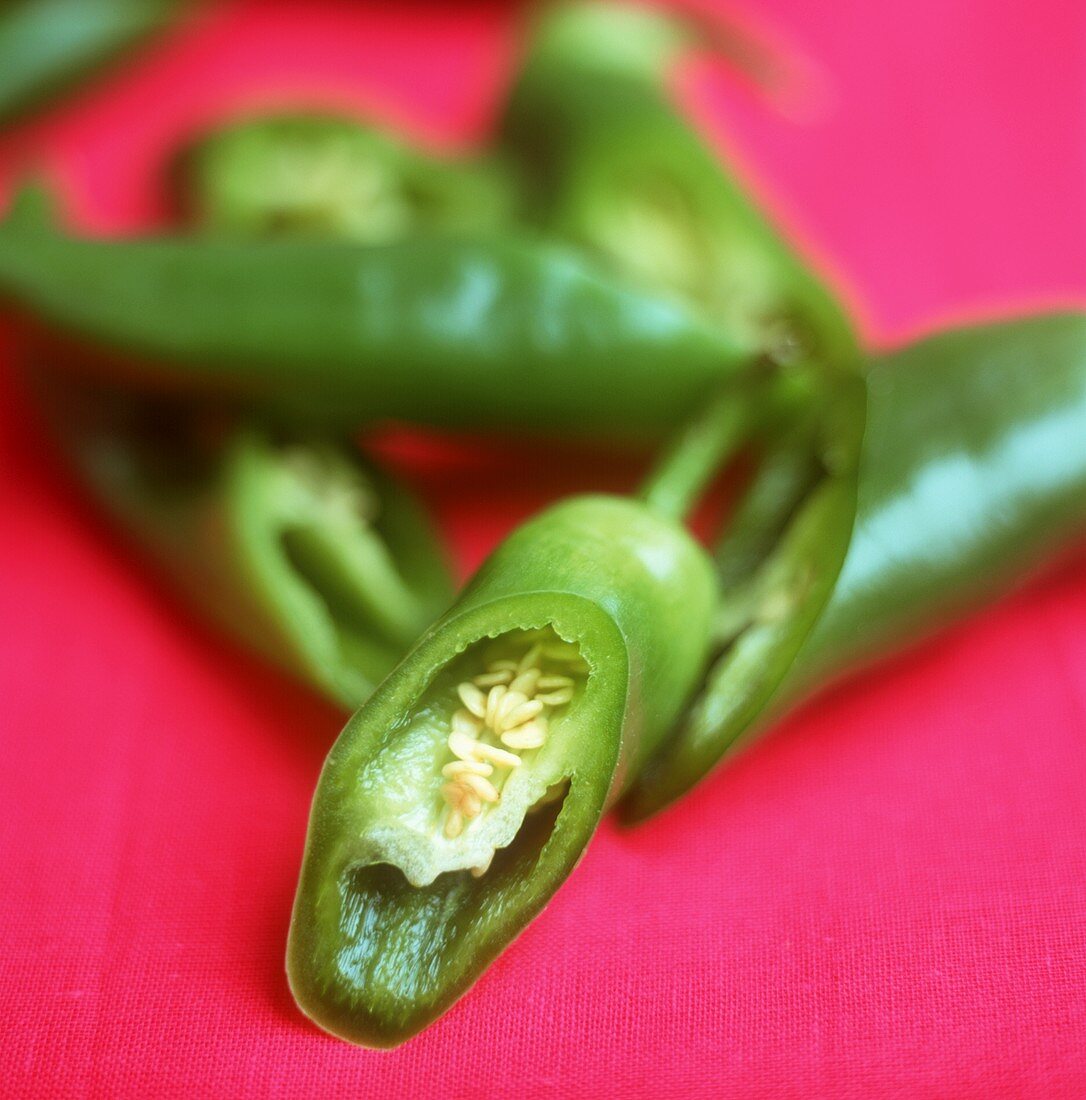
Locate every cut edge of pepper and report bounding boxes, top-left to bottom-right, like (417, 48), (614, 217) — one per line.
(287, 592), (628, 1046)
(229, 430), (451, 708)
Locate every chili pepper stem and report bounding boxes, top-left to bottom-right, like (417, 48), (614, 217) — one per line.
(638, 384), (755, 523)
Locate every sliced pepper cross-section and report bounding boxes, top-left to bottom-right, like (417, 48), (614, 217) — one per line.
(287, 495), (717, 1046)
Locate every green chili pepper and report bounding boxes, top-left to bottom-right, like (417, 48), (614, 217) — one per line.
(498, 0), (858, 372)
(786, 312), (1086, 691)
(174, 112), (515, 241)
(0, 0), (178, 126)
(30, 369), (453, 709)
(0, 186), (748, 437)
(287, 493), (718, 1046)
(626, 312), (1086, 819)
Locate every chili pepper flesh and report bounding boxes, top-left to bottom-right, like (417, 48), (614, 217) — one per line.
(353, 626), (588, 886)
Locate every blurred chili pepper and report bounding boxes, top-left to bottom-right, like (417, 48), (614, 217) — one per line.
(499, 0), (858, 372)
(0, 185), (749, 438)
(0, 0), (179, 126)
(29, 370), (453, 709)
(626, 312), (1086, 819)
(174, 111), (515, 241)
(19, 110), (484, 710)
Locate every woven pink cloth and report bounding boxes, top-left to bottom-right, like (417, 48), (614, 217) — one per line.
(3, 2), (1085, 1096)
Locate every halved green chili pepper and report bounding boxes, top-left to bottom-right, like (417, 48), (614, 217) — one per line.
(0, 187), (748, 437)
(287, 494), (718, 1047)
(175, 112), (515, 241)
(499, 0), (858, 372)
(626, 311), (1086, 819)
(29, 369), (453, 709)
(628, 355), (867, 803)
(0, 0), (179, 126)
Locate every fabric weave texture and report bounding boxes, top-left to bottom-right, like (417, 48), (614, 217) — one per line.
(2, 2), (1085, 1096)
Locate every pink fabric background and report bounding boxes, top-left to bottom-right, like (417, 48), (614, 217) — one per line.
(3, 1), (1086, 1096)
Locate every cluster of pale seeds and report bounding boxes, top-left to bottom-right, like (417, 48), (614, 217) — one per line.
(440, 639), (585, 852)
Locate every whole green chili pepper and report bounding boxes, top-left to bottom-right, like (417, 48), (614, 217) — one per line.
(0, 0), (179, 126)
(175, 112), (515, 241)
(0, 187), (748, 437)
(287, 493), (718, 1047)
(626, 312), (1086, 819)
(30, 370), (453, 709)
(499, 0), (858, 372)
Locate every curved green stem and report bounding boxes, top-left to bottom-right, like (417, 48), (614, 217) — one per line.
(638, 383), (756, 524)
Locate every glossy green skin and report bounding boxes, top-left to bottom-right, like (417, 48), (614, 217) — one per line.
(788, 312), (1086, 692)
(624, 374), (866, 819)
(288, 496), (717, 1047)
(177, 112), (515, 241)
(499, 1), (858, 373)
(32, 375), (453, 709)
(628, 313), (1086, 815)
(0, 212), (747, 437)
(0, 0), (176, 125)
